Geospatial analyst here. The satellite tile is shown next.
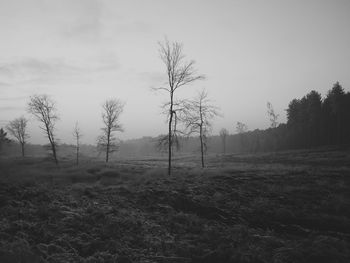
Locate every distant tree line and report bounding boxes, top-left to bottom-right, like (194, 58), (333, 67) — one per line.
(1, 33), (349, 169)
(119, 81), (350, 155)
(287, 82), (350, 148)
(214, 82), (350, 153)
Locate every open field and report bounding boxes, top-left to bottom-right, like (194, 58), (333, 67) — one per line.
(1, 149), (350, 262)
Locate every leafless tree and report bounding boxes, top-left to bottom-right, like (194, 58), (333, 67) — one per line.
(97, 99), (124, 163)
(155, 38), (204, 175)
(236, 121), (248, 134)
(73, 122), (82, 165)
(6, 116), (29, 157)
(219, 128), (229, 154)
(236, 121), (248, 152)
(183, 90), (219, 168)
(28, 94), (59, 164)
(267, 102), (279, 128)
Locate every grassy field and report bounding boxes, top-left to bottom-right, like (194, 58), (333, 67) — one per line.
(0, 149), (350, 262)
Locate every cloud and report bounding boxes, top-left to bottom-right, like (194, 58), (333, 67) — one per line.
(0, 106), (22, 111)
(59, 0), (104, 43)
(0, 81), (10, 87)
(137, 71), (166, 83)
(93, 53), (120, 72)
(0, 58), (80, 79)
(62, 20), (102, 43)
(0, 55), (120, 86)
(0, 96), (27, 101)
(0, 66), (13, 77)
(0, 82), (11, 94)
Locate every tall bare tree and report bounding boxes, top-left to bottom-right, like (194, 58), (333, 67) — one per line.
(6, 116), (29, 157)
(183, 90), (219, 168)
(97, 99), (124, 163)
(73, 122), (82, 165)
(28, 94), (59, 164)
(219, 128), (229, 154)
(156, 38), (204, 175)
(267, 102), (279, 128)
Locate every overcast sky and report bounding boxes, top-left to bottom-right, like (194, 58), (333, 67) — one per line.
(1, 0), (350, 144)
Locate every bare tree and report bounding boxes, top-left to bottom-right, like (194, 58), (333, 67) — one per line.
(183, 90), (219, 168)
(6, 116), (29, 157)
(97, 99), (124, 163)
(219, 128), (229, 154)
(236, 121), (248, 134)
(267, 102), (279, 128)
(73, 122), (82, 165)
(28, 95), (59, 164)
(236, 121), (248, 152)
(155, 38), (204, 175)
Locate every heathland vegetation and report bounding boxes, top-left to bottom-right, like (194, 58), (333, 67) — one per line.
(1, 149), (350, 262)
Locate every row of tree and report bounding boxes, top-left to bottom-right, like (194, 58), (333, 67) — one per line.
(1, 38), (348, 174)
(2, 80), (348, 164)
(0, 39), (220, 175)
(287, 82), (350, 148)
(0, 95), (125, 165)
(216, 82), (349, 153)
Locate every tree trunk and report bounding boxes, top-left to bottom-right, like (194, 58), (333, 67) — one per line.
(223, 138), (226, 154)
(52, 142), (58, 165)
(49, 136), (58, 165)
(168, 93), (174, 176)
(106, 128), (110, 163)
(76, 145), (79, 165)
(21, 142), (25, 157)
(200, 131), (204, 168)
(45, 123), (58, 165)
(199, 105), (204, 168)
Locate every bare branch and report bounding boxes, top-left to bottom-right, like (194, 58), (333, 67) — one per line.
(156, 38), (205, 175)
(98, 99), (125, 162)
(73, 122), (83, 165)
(6, 116), (29, 157)
(182, 89), (220, 167)
(27, 94), (59, 164)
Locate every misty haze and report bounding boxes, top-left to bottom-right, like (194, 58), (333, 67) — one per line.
(1, 1), (350, 262)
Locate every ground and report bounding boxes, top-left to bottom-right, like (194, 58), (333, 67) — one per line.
(0, 149), (350, 262)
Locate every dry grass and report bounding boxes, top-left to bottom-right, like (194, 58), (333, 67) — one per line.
(0, 149), (350, 262)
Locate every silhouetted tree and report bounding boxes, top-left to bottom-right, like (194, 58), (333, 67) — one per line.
(97, 99), (124, 163)
(73, 122), (82, 165)
(0, 128), (11, 154)
(343, 92), (350, 144)
(6, 116), (29, 157)
(219, 128), (229, 154)
(155, 38), (204, 175)
(287, 98), (302, 148)
(304, 90), (322, 147)
(324, 82), (345, 144)
(286, 82), (349, 149)
(28, 95), (59, 164)
(183, 89), (219, 167)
